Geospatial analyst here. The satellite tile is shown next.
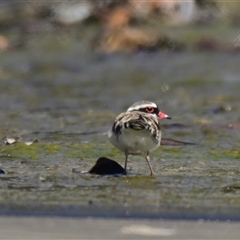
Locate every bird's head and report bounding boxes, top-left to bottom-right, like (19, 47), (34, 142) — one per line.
(127, 100), (171, 119)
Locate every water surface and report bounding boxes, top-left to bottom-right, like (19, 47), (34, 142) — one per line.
(0, 29), (240, 219)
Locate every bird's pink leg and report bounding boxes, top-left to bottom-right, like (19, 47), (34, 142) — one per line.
(145, 152), (155, 175)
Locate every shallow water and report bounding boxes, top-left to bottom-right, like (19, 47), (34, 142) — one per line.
(0, 28), (240, 219)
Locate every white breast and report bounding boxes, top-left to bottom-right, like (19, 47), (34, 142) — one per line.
(108, 127), (161, 155)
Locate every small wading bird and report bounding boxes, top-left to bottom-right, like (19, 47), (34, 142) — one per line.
(108, 100), (171, 175)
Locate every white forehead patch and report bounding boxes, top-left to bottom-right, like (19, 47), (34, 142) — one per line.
(127, 102), (157, 112)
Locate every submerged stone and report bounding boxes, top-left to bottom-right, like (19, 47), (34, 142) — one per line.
(3, 137), (20, 145)
(89, 157), (126, 175)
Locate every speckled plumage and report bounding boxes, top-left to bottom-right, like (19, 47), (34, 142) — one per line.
(108, 101), (170, 175)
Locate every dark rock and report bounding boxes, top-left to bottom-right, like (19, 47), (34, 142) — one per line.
(89, 157), (126, 175)
(0, 169), (5, 174)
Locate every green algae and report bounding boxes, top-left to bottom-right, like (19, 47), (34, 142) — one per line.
(0, 133), (239, 211)
(0, 143), (61, 161)
(210, 148), (240, 160)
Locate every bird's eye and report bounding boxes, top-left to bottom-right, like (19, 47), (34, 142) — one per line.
(146, 107), (154, 113)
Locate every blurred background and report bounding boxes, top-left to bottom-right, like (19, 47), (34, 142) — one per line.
(1, 0), (240, 52)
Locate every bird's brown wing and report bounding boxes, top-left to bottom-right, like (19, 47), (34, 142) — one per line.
(112, 111), (160, 138)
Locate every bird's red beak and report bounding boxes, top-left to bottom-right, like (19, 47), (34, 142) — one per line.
(158, 111), (171, 119)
